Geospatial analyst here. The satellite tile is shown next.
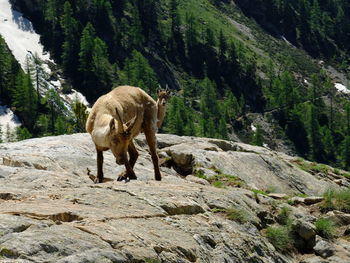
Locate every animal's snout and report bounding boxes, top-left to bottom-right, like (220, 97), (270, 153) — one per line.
(115, 157), (125, 165)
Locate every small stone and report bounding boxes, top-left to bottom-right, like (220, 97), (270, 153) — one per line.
(325, 211), (350, 226)
(268, 193), (288, 199)
(304, 196), (324, 205)
(313, 236), (335, 258)
(292, 220), (316, 241)
(289, 196), (305, 204)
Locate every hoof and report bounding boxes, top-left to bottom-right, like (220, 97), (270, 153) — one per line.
(117, 175), (127, 182)
(94, 177), (103, 184)
(155, 176), (162, 181)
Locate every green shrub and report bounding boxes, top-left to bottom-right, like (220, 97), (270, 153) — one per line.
(321, 188), (350, 213)
(251, 189), (268, 196)
(315, 218), (336, 239)
(194, 169), (207, 179)
(225, 208), (249, 224)
(265, 226), (293, 252)
(212, 181), (224, 188)
(276, 206), (292, 226)
(207, 173), (244, 188)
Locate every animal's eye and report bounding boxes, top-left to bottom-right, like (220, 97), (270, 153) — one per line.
(112, 136), (119, 144)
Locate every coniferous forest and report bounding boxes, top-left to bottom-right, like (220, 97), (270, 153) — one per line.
(1, 0), (350, 170)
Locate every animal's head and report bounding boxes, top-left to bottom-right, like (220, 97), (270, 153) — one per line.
(109, 108), (136, 165)
(157, 88), (171, 107)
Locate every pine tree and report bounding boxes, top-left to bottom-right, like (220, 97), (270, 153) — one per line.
(72, 101), (88, 132)
(13, 69), (38, 128)
(218, 117), (228, 139)
(0, 37), (11, 102)
(342, 136), (350, 170)
(120, 50), (158, 96)
(16, 126), (32, 141)
(252, 124), (264, 146)
(61, 1), (79, 77)
(309, 104), (325, 162)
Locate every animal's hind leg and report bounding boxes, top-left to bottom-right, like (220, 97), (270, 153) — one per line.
(96, 149), (104, 183)
(144, 128), (161, 181)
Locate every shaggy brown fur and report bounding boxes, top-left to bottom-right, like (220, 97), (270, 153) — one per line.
(86, 85), (161, 182)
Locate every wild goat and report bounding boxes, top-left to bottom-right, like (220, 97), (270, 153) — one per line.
(156, 88), (170, 128)
(86, 85), (162, 182)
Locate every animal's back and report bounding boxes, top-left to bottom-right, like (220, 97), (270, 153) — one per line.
(86, 86), (157, 134)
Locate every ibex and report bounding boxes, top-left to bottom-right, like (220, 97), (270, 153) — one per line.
(86, 86), (162, 182)
(156, 88), (170, 128)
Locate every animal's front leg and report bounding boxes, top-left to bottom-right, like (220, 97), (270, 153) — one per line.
(96, 150), (104, 183)
(117, 160), (137, 181)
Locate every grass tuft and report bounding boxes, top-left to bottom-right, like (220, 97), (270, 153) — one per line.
(321, 187), (350, 213)
(265, 226), (293, 252)
(276, 206), (292, 226)
(315, 218), (336, 239)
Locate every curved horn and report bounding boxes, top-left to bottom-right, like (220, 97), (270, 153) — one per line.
(115, 107), (125, 133)
(125, 115), (137, 134)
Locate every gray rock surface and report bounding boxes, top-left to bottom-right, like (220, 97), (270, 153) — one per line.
(313, 236), (335, 258)
(0, 133), (349, 262)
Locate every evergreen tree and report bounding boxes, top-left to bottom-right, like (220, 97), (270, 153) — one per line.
(44, 88), (67, 134)
(120, 50), (158, 96)
(252, 124), (264, 146)
(60, 1), (79, 77)
(342, 136), (350, 170)
(16, 126), (32, 141)
(218, 117), (228, 139)
(72, 101), (88, 132)
(13, 69), (38, 128)
(309, 104), (325, 162)
(0, 36), (11, 103)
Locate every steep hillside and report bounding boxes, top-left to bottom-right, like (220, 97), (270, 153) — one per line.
(2, 0), (350, 170)
(0, 133), (350, 262)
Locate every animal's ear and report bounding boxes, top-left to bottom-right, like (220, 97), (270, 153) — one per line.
(125, 115), (137, 134)
(157, 89), (161, 96)
(109, 118), (116, 131)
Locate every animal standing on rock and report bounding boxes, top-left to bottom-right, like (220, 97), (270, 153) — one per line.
(156, 88), (171, 129)
(86, 85), (162, 183)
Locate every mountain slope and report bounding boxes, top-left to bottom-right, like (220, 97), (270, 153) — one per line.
(0, 133), (350, 262)
(2, 0), (350, 170)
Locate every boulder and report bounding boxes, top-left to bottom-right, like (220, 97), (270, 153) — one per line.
(313, 236), (335, 258)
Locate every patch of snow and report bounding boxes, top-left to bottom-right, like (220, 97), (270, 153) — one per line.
(0, 105), (21, 142)
(66, 89), (90, 107)
(251, 124), (257, 132)
(263, 143), (270, 149)
(335, 83), (350, 94)
(0, 0), (53, 70)
(0, 0), (91, 122)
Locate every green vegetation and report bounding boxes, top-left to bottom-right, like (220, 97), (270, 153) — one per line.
(321, 188), (350, 213)
(265, 226), (293, 252)
(194, 167), (245, 188)
(1, 0), (350, 173)
(315, 218), (336, 239)
(212, 208), (249, 224)
(276, 206), (292, 226)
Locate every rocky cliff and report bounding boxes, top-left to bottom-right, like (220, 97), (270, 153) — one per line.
(0, 133), (349, 263)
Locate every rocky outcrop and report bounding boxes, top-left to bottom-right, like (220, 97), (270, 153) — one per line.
(0, 133), (349, 262)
